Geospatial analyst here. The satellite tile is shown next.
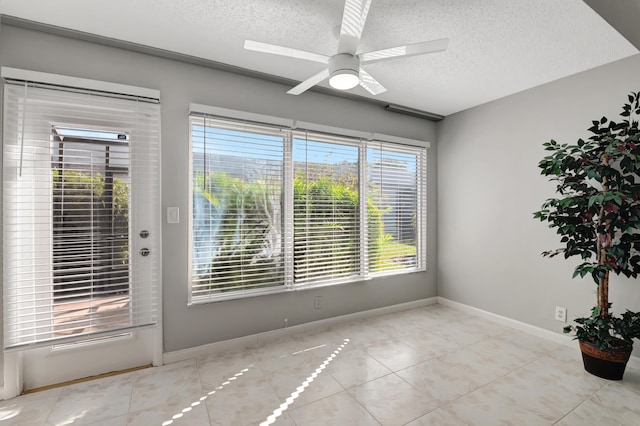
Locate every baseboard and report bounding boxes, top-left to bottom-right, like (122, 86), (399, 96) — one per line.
(163, 297), (438, 364)
(437, 297), (640, 371)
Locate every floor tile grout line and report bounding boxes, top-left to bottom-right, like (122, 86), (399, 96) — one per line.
(150, 357), (256, 426)
(618, 377), (640, 394)
(192, 355), (214, 426)
(391, 350), (563, 425)
(123, 377), (134, 426)
(551, 381), (610, 425)
(384, 370), (440, 426)
(350, 395), (384, 426)
(296, 387), (385, 426)
(258, 338), (352, 425)
(41, 392), (62, 426)
(331, 369), (397, 392)
(423, 352), (546, 414)
(268, 334), (388, 420)
(464, 351), (551, 394)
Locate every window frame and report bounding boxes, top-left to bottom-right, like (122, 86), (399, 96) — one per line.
(189, 113), (289, 301)
(188, 104), (429, 305)
(292, 129), (364, 287)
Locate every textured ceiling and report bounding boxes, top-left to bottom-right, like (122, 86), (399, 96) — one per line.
(0, 0), (637, 116)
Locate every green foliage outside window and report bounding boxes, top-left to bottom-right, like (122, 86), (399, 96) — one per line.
(52, 170), (130, 298)
(52, 170), (129, 243)
(194, 168), (415, 292)
(293, 174), (359, 280)
(193, 172), (282, 292)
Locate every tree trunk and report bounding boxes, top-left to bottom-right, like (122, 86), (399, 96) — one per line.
(598, 270), (610, 317)
(597, 153), (610, 317)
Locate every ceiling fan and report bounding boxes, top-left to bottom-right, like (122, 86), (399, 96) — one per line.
(244, 0), (449, 96)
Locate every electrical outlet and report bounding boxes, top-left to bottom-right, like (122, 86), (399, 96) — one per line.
(314, 296), (322, 309)
(555, 306), (567, 322)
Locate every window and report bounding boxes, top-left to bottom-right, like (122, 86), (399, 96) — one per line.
(293, 131), (361, 285)
(190, 116), (286, 297)
(189, 110), (427, 303)
(51, 126), (132, 334)
(367, 142), (426, 274)
(3, 77), (160, 350)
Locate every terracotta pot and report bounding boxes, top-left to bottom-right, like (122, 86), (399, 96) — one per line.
(579, 340), (632, 380)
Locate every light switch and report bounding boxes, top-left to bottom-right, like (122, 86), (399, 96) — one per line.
(167, 207), (179, 224)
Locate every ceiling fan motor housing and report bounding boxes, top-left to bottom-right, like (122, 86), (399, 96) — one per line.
(328, 53), (360, 90)
(329, 53), (360, 78)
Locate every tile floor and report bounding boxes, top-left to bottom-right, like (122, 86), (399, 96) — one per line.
(2, 304), (640, 425)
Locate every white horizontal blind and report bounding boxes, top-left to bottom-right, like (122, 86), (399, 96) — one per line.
(417, 148), (428, 271)
(190, 114), (285, 300)
(366, 141), (426, 274)
(292, 131), (361, 285)
(188, 108), (428, 303)
(3, 82), (160, 350)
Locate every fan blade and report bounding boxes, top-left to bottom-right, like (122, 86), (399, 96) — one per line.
(358, 68), (386, 95)
(360, 38), (449, 64)
(337, 0), (372, 54)
(287, 68), (331, 95)
(244, 40), (329, 64)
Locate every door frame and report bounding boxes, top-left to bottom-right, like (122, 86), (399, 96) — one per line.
(1, 67), (163, 399)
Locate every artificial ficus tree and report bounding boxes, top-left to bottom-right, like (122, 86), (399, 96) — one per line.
(534, 91), (640, 319)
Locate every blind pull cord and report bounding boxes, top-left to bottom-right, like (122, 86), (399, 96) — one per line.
(18, 82), (28, 177)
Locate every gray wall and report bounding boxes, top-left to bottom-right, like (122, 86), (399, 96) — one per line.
(0, 23), (437, 353)
(437, 54), (640, 352)
(584, 0), (640, 50)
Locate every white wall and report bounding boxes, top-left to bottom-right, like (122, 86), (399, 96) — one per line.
(0, 22), (438, 354)
(437, 53), (640, 353)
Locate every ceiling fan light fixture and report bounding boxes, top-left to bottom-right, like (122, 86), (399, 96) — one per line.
(328, 53), (361, 90)
(329, 69), (360, 90)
